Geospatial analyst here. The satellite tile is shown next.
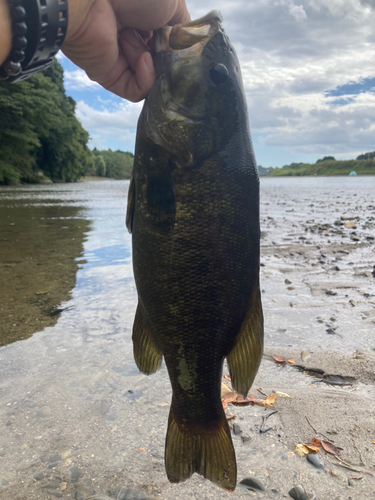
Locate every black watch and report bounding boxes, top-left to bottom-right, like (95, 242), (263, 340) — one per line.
(0, 0), (68, 83)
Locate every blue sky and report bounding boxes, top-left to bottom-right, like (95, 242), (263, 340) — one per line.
(60, 0), (375, 168)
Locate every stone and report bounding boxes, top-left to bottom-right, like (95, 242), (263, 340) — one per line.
(2, 479), (9, 486)
(70, 466), (82, 483)
(233, 423), (242, 435)
(306, 453), (324, 469)
(239, 475), (268, 491)
(46, 490), (63, 498)
(115, 488), (147, 500)
(289, 485), (308, 500)
(33, 472), (45, 481)
(37, 406), (51, 417)
(74, 483), (94, 500)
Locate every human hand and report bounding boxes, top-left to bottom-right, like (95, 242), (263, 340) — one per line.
(62, 0), (190, 102)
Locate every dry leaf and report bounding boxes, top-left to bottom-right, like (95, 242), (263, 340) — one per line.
(232, 395), (252, 406)
(272, 355), (286, 364)
(222, 401), (228, 410)
(222, 392), (238, 404)
(60, 483), (67, 491)
(311, 437), (321, 447)
(221, 383), (232, 398)
(223, 375), (231, 381)
(288, 359), (296, 364)
(295, 444), (310, 456)
(275, 391), (291, 398)
(304, 444), (320, 453)
(321, 441), (340, 455)
(372, 440), (375, 445)
(265, 394), (277, 406)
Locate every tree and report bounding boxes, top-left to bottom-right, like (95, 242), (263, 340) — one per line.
(94, 155), (106, 176)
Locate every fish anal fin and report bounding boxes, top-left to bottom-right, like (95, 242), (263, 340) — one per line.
(132, 304), (163, 375)
(165, 402), (237, 491)
(126, 173), (135, 234)
(226, 288), (264, 397)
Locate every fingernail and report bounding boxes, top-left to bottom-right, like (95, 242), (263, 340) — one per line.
(123, 28), (143, 48)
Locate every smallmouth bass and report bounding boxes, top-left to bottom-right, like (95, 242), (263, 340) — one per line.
(126, 10), (263, 492)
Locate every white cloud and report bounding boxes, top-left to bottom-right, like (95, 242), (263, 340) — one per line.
(289, 4), (307, 21)
(64, 69), (101, 90)
(76, 100), (143, 149)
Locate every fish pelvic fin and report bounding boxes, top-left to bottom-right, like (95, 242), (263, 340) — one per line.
(132, 304), (163, 375)
(126, 172), (135, 234)
(165, 402), (237, 491)
(226, 288), (264, 397)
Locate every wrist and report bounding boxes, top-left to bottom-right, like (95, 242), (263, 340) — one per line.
(0, 0), (12, 65)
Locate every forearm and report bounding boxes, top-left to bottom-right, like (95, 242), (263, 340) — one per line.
(0, 0), (12, 65)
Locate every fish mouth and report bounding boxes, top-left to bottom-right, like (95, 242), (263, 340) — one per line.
(154, 10), (223, 54)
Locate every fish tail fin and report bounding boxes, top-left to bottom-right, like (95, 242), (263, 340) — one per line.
(165, 402), (237, 491)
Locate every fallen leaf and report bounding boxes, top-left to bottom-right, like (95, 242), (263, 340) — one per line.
(272, 356), (286, 364)
(372, 440), (375, 445)
(223, 375), (231, 381)
(288, 359), (296, 364)
(60, 483), (67, 491)
(232, 395), (252, 406)
(222, 392), (238, 404)
(222, 401), (228, 410)
(295, 444), (310, 456)
(321, 441), (340, 455)
(288, 451), (295, 457)
(221, 383), (232, 398)
(275, 391), (291, 398)
(265, 394), (277, 406)
(311, 437), (321, 447)
(304, 444), (320, 453)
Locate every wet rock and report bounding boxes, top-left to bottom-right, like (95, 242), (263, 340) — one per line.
(46, 489), (63, 498)
(94, 400), (110, 415)
(60, 449), (71, 460)
(326, 327), (336, 335)
(37, 406), (51, 417)
(85, 495), (113, 500)
(241, 434), (253, 443)
(325, 290), (337, 296)
(285, 279), (292, 284)
(114, 488), (147, 500)
(44, 481), (60, 489)
(74, 483), (94, 500)
(233, 423), (242, 435)
(2, 479), (9, 486)
(123, 390), (143, 401)
(289, 485), (308, 500)
(33, 472), (45, 481)
(306, 453), (324, 469)
(70, 466), (82, 483)
(239, 475), (267, 491)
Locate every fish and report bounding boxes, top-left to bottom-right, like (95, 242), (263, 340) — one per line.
(126, 10), (263, 492)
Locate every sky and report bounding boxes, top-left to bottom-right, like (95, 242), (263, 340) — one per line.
(60, 0), (375, 168)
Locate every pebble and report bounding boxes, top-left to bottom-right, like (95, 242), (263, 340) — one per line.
(301, 350), (310, 362)
(46, 489), (63, 498)
(2, 479), (9, 486)
(233, 423), (243, 435)
(84, 495), (114, 500)
(33, 472), (45, 481)
(288, 485), (308, 500)
(94, 400), (110, 415)
(285, 279), (292, 284)
(329, 469), (349, 485)
(239, 476), (267, 491)
(306, 453), (324, 469)
(74, 483), (94, 500)
(70, 466), (82, 483)
(114, 487), (147, 500)
(241, 434), (253, 443)
(37, 406), (51, 418)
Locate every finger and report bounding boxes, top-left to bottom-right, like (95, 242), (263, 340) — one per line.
(168, 0), (190, 25)
(120, 28), (150, 73)
(103, 51), (156, 102)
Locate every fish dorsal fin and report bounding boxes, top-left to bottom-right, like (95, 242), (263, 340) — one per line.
(126, 173), (135, 234)
(226, 288), (264, 397)
(132, 304), (163, 375)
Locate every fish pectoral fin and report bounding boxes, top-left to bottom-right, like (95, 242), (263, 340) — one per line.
(226, 288), (264, 397)
(126, 172), (135, 234)
(165, 401), (236, 491)
(132, 304), (163, 375)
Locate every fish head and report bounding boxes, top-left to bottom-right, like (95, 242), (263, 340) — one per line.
(143, 11), (247, 167)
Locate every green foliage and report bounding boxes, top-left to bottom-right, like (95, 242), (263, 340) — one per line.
(0, 60), (91, 184)
(92, 148), (133, 179)
(94, 155), (106, 177)
(269, 158), (375, 177)
(356, 151), (375, 160)
(316, 156), (336, 163)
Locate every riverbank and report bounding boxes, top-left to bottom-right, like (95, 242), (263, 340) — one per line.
(0, 178), (374, 500)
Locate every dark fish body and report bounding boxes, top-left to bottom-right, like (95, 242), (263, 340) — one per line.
(127, 11), (263, 492)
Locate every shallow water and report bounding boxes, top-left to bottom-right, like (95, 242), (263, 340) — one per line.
(0, 177), (374, 499)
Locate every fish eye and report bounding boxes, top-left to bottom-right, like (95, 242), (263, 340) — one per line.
(209, 64), (229, 85)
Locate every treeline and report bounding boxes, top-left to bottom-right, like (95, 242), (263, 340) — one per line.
(259, 152), (375, 177)
(0, 59), (133, 184)
(87, 149), (133, 180)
